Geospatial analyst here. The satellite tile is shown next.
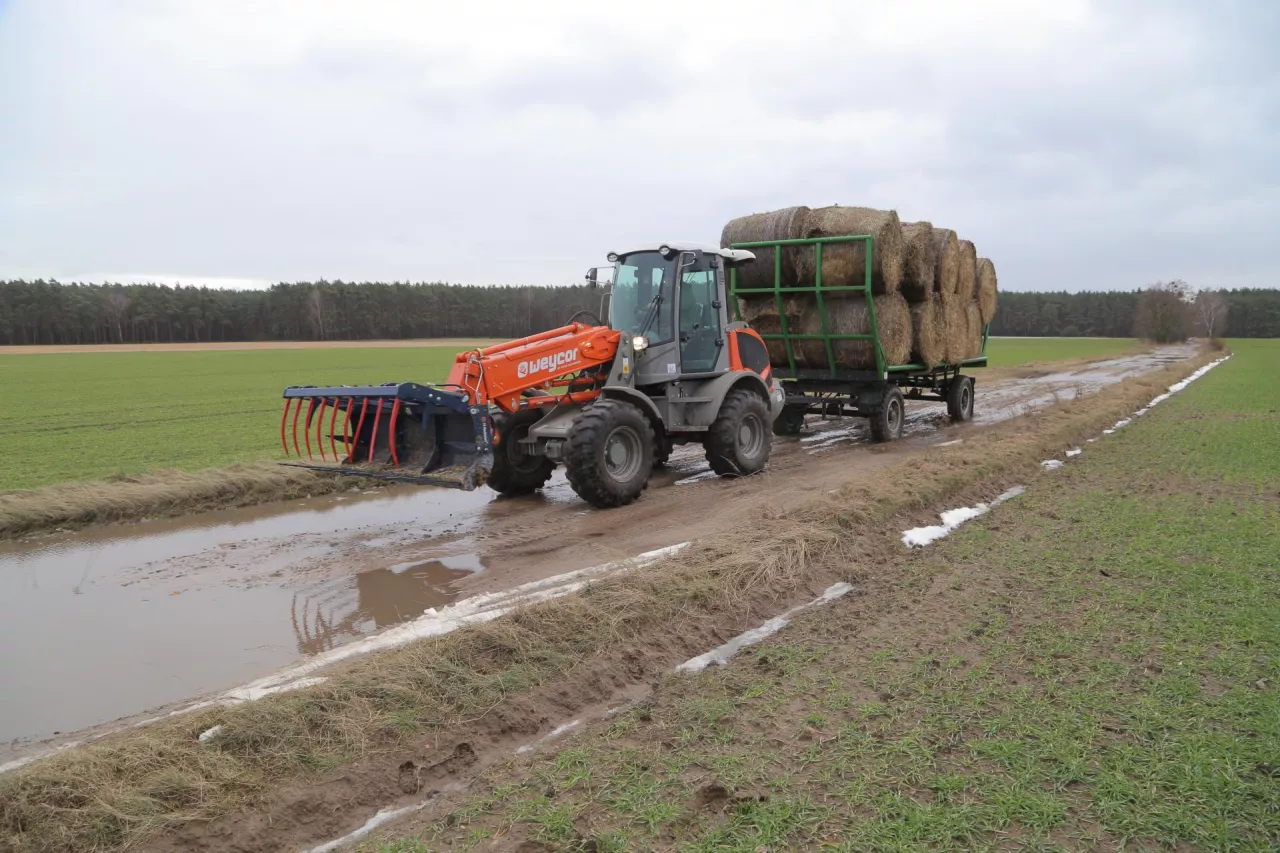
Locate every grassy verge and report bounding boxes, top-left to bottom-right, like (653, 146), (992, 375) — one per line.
(0, 345), (1223, 853)
(373, 342), (1276, 852)
(983, 337), (1142, 368)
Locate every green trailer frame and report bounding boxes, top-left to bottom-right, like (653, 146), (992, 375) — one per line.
(728, 234), (987, 432)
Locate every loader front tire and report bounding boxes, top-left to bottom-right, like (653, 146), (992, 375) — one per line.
(706, 388), (771, 477)
(488, 409), (555, 496)
(564, 399), (655, 508)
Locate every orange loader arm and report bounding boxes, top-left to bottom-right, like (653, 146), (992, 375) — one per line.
(445, 322), (623, 414)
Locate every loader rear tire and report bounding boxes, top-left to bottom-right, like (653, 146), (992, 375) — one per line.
(488, 409), (555, 496)
(706, 389), (771, 477)
(564, 399), (655, 508)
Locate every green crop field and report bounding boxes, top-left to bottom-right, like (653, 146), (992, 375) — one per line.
(2, 337), (1143, 492)
(984, 336), (1141, 367)
(371, 339), (1280, 853)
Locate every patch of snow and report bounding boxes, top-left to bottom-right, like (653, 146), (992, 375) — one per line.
(1065, 449), (1082, 457)
(0, 741), (82, 775)
(674, 470), (718, 486)
(304, 802), (428, 853)
(676, 582), (855, 674)
(223, 676), (328, 704)
(1041, 460), (1064, 470)
(516, 720), (581, 755)
(901, 486), (1025, 548)
(934, 438), (964, 447)
(171, 544), (689, 718)
(198, 725), (223, 743)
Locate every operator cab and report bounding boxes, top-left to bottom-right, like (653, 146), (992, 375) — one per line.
(591, 243), (755, 379)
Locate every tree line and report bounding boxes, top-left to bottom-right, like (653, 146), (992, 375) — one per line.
(0, 279), (1277, 346)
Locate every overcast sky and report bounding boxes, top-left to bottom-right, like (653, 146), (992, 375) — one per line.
(1, 0), (1277, 291)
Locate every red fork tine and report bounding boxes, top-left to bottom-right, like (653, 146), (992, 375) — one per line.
(328, 397), (340, 461)
(280, 398), (294, 456)
(353, 398), (370, 461)
(302, 399), (316, 459)
(291, 397), (305, 457)
(387, 399), (402, 467)
(341, 397), (355, 459)
(368, 397), (384, 463)
(314, 398), (328, 461)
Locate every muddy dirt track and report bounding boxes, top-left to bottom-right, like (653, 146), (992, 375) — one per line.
(0, 345), (1196, 765)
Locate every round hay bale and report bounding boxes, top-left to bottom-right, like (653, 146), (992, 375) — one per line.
(909, 294), (947, 369)
(930, 228), (960, 303)
(899, 222), (937, 302)
(793, 293), (911, 369)
(975, 257), (998, 324)
(740, 295), (805, 367)
(741, 293), (911, 370)
(721, 206), (810, 297)
(964, 300), (984, 359)
(941, 297), (969, 365)
(955, 239), (977, 301)
(795, 206), (904, 295)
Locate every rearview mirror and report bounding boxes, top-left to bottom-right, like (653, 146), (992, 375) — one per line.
(586, 267), (599, 287)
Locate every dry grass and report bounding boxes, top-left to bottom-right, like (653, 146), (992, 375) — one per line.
(899, 221), (937, 302)
(0, 347), (1215, 853)
(0, 464), (370, 540)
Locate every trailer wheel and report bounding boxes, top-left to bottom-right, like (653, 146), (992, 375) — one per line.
(869, 386), (905, 442)
(772, 406), (806, 437)
(946, 376), (974, 422)
(706, 389), (771, 476)
(564, 399), (655, 508)
(488, 409), (555, 496)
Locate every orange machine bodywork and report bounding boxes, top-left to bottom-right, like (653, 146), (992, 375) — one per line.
(445, 322), (623, 415)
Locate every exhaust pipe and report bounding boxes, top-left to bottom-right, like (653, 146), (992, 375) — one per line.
(280, 383), (494, 490)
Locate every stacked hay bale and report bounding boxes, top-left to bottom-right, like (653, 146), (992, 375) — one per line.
(723, 205), (912, 369)
(722, 206), (997, 370)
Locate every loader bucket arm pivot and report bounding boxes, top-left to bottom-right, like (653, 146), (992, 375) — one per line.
(280, 382), (494, 490)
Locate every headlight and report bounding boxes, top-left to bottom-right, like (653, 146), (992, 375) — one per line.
(606, 252), (619, 263)
(632, 335), (649, 351)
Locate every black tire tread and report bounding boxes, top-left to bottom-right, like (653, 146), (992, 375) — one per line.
(869, 387), (905, 443)
(706, 389), (772, 476)
(564, 399), (655, 508)
(487, 409), (555, 495)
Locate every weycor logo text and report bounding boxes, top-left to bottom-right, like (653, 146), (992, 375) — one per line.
(516, 348), (580, 379)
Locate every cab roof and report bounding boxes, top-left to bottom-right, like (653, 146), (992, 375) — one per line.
(613, 242), (756, 265)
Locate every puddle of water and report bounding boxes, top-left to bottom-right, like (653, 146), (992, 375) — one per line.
(0, 484), (496, 747)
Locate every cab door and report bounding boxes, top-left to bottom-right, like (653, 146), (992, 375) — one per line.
(678, 260), (724, 374)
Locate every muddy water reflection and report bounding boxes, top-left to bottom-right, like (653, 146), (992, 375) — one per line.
(0, 486), (495, 747)
(292, 555), (484, 655)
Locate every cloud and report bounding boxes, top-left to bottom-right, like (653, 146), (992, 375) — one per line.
(0, 0), (1277, 291)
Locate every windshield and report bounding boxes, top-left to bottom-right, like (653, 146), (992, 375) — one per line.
(608, 251), (678, 344)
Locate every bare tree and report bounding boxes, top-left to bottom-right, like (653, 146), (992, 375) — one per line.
(1133, 280), (1192, 343)
(100, 289), (133, 343)
(1193, 290), (1228, 338)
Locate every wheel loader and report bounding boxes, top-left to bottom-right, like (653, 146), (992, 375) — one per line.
(280, 244), (787, 508)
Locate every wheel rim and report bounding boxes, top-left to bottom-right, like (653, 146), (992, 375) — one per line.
(506, 424), (542, 473)
(888, 399), (903, 434)
(604, 425), (643, 482)
(961, 384), (972, 416)
(738, 412), (766, 458)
